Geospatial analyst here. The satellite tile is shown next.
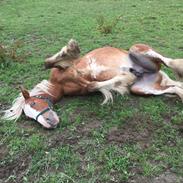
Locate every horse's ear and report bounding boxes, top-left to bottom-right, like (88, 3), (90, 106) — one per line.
(20, 85), (30, 99)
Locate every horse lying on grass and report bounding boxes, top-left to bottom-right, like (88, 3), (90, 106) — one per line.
(3, 39), (183, 129)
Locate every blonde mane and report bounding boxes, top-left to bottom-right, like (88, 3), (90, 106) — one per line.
(2, 80), (54, 121)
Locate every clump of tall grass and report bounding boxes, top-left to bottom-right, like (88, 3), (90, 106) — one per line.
(0, 40), (28, 68)
(96, 15), (122, 34)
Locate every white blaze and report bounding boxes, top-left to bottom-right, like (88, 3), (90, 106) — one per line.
(23, 104), (51, 128)
(23, 104), (40, 120)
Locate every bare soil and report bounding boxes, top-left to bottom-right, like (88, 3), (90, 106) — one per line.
(0, 153), (31, 183)
(107, 114), (155, 149)
(129, 171), (183, 183)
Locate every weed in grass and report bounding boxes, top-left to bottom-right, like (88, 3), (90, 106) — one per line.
(141, 160), (163, 176)
(0, 40), (29, 69)
(96, 15), (122, 34)
(36, 172), (76, 183)
(171, 111), (183, 125)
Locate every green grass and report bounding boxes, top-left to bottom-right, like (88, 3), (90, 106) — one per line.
(1, 0), (183, 182)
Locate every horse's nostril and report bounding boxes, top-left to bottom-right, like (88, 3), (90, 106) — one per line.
(46, 118), (50, 121)
(45, 117), (58, 128)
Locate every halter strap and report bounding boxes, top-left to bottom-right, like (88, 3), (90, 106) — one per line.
(32, 95), (53, 121)
(36, 107), (51, 121)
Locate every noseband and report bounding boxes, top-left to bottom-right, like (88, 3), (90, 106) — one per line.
(32, 95), (53, 121)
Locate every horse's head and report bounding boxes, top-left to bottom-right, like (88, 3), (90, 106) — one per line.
(20, 86), (59, 129)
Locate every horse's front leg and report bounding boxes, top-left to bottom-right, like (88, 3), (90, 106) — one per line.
(45, 39), (80, 69)
(56, 67), (90, 88)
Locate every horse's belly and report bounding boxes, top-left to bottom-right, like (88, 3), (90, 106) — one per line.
(75, 47), (133, 81)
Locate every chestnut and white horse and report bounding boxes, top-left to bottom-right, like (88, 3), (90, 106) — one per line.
(3, 39), (183, 128)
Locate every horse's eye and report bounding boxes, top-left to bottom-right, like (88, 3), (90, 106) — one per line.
(30, 102), (36, 107)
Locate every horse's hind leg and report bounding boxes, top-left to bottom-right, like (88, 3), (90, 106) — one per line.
(130, 71), (183, 101)
(45, 39), (80, 69)
(129, 44), (183, 78)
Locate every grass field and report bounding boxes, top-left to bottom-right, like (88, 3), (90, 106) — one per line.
(1, 0), (183, 182)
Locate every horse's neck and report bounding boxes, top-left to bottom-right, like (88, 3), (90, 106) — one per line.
(49, 67), (89, 97)
(47, 82), (64, 103)
(30, 78), (64, 103)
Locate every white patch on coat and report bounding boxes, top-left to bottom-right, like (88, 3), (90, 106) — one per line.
(23, 104), (40, 120)
(122, 55), (134, 68)
(87, 58), (108, 78)
(85, 56), (136, 104)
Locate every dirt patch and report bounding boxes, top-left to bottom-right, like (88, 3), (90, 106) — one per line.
(129, 171), (183, 183)
(48, 118), (102, 149)
(0, 145), (8, 161)
(153, 171), (183, 183)
(18, 119), (37, 129)
(45, 114), (89, 148)
(0, 102), (8, 111)
(0, 153), (31, 183)
(76, 119), (102, 137)
(47, 129), (79, 148)
(18, 118), (60, 137)
(107, 114), (155, 148)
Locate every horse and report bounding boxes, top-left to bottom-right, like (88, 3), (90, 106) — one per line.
(3, 39), (183, 129)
